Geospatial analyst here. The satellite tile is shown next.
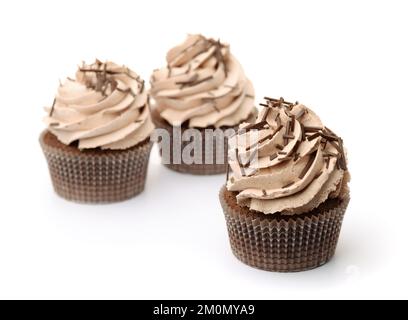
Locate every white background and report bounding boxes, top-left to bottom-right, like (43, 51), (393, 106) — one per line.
(0, 0), (407, 300)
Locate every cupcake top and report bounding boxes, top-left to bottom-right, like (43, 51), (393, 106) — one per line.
(44, 60), (154, 150)
(150, 34), (256, 128)
(226, 97), (350, 215)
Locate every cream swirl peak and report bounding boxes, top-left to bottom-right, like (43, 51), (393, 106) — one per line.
(150, 34), (256, 128)
(44, 60), (154, 150)
(226, 97), (350, 215)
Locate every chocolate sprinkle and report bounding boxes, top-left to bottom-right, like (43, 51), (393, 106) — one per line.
(313, 171), (323, 181)
(261, 108), (270, 122)
(290, 114), (296, 132)
(226, 162), (230, 182)
(320, 133), (338, 141)
(270, 153), (278, 161)
(276, 144), (284, 150)
(300, 123), (306, 141)
(242, 120), (268, 132)
(282, 181), (295, 188)
(49, 98), (56, 117)
(307, 132), (320, 141)
(175, 74), (199, 86)
(299, 152), (316, 179)
(243, 149), (258, 168)
(262, 190), (267, 196)
(140, 80), (145, 93)
(304, 126), (323, 132)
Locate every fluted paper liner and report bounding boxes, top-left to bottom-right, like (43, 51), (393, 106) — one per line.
(151, 109), (256, 175)
(40, 131), (153, 203)
(220, 186), (350, 272)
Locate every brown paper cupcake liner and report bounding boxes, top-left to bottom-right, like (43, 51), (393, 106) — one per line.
(219, 186), (350, 272)
(40, 131), (153, 203)
(151, 109), (256, 175)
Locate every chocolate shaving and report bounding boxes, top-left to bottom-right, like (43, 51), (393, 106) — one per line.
(261, 107), (271, 122)
(290, 114), (296, 132)
(282, 181), (295, 189)
(324, 151), (338, 157)
(299, 152), (316, 179)
(270, 153), (278, 161)
(337, 138), (348, 170)
(307, 132), (320, 141)
(278, 151), (287, 155)
(320, 133), (338, 141)
(313, 171), (323, 181)
(140, 80), (145, 93)
(258, 125), (283, 144)
(259, 103), (269, 108)
(226, 162), (230, 182)
(213, 39), (228, 77)
(49, 98), (56, 117)
(283, 134), (295, 140)
(191, 75), (213, 87)
(264, 97), (294, 106)
(258, 133), (273, 144)
(275, 114), (282, 127)
(175, 74), (199, 86)
(117, 87), (131, 94)
(242, 120), (268, 132)
(284, 122), (291, 145)
(300, 123), (306, 141)
(235, 149), (246, 176)
(243, 149), (258, 168)
(275, 144), (284, 150)
(304, 126), (323, 132)
(322, 139), (328, 150)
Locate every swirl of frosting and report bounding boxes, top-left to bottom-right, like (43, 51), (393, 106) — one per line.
(150, 34), (255, 128)
(227, 98), (350, 215)
(44, 60), (154, 150)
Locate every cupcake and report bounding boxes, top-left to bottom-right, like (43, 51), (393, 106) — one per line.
(150, 34), (257, 175)
(220, 97), (350, 272)
(40, 60), (155, 203)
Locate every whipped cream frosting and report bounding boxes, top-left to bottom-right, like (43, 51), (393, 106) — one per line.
(150, 34), (256, 128)
(227, 98), (350, 215)
(44, 60), (154, 150)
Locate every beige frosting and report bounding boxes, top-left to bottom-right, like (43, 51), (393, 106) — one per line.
(227, 98), (350, 215)
(44, 60), (154, 150)
(150, 34), (256, 128)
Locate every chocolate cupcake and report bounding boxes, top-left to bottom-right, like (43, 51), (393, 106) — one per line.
(40, 60), (154, 203)
(220, 97), (350, 272)
(150, 34), (257, 175)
